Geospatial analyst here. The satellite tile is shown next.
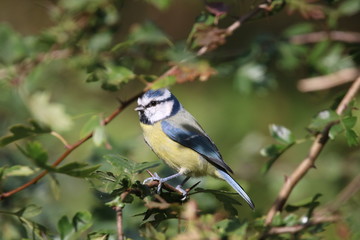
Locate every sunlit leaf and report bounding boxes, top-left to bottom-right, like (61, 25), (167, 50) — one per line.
(0, 120), (51, 146)
(101, 66), (135, 91)
(93, 125), (107, 147)
(345, 129), (359, 146)
(151, 76), (176, 89)
(28, 92), (73, 132)
(269, 124), (295, 145)
(129, 21), (171, 45)
(2, 165), (36, 177)
(308, 110), (339, 132)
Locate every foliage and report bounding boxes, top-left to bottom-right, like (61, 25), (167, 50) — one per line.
(1, 0), (360, 239)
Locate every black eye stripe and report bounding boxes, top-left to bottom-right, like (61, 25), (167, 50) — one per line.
(145, 97), (171, 108)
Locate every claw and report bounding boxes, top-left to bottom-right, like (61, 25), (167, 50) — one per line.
(175, 185), (188, 201)
(143, 172), (164, 193)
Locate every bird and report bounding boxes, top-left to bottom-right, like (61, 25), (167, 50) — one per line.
(135, 88), (255, 209)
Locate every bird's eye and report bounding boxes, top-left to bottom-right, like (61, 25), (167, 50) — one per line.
(149, 101), (157, 107)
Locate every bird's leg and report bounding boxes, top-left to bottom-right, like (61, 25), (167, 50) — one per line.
(175, 176), (190, 200)
(143, 172), (183, 193)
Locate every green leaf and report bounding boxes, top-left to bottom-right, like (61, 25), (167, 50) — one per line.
(88, 231), (110, 240)
(17, 141), (48, 167)
(345, 129), (359, 146)
(16, 204), (42, 218)
(308, 110), (339, 132)
(58, 216), (73, 240)
(0, 24), (29, 64)
(339, 0), (360, 16)
(2, 165), (36, 177)
(80, 115), (100, 138)
(151, 76), (177, 89)
(260, 143), (292, 173)
(269, 124), (295, 145)
(128, 21), (171, 45)
(146, 0), (172, 10)
(0, 120), (51, 147)
(329, 124), (343, 140)
(286, 193), (322, 218)
(101, 66), (135, 91)
(283, 22), (314, 37)
(104, 154), (160, 176)
(72, 211), (92, 233)
(56, 162), (101, 178)
(28, 91), (73, 131)
(19, 217), (50, 239)
(93, 125), (107, 147)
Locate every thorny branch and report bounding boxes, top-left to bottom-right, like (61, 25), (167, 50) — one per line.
(264, 75), (360, 226)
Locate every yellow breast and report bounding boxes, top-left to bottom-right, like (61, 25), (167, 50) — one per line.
(140, 121), (216, 177)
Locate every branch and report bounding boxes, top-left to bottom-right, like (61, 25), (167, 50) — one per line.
(264, 75), (360, 225)
(290, 31), (360, 44)
(297, 68), (360, 92)
(267, 214), (340, 235)
(196, 0), (274, 56)
(0, 93), (141, 200)
(0, 2), (277, 200)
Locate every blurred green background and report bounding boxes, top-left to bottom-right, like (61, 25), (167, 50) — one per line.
(1, 0), (360, 239)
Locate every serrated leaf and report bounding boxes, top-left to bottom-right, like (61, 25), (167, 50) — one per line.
(19, 217), (50, 239)
(308, 110), (339, 132)
(28, 91), (73, 131)
(345, 129), (359, 146)
(0, 120), (51, 146)
(151, 76), (176, 89)
(88, 232), (110, 240)
(101, 66), (135, 91)
(343, 116), (357, 129)
(17, 141), (48, 167)
(269, 124), (295, 145)
(104, 154), (160, 175)
(56, 162), (100, 178)
(16, 204), (42, 218)
(329, 124), (343, 140)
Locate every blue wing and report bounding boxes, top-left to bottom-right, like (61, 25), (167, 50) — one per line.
(161, 118), (233, 174)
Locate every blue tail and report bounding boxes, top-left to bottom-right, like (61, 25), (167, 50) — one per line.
(217, 169), (255, 210)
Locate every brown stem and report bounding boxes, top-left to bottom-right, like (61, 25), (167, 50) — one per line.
(264, 75), (360, 225)
(115, 206), (124, 240)
(0, 93), (141, 200)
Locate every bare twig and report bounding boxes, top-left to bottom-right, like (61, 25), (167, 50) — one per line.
(0, 93), (141, 200)
(264, 75), (360, 225)
(290, 31), (360, 44)
(115, 206), (124, 240)
(50, 131), (71, 149)
(328, 174), (360, 212)
(298, 68), (360, 92)
(196, 0), (273, 56)
(267, 214), (340, 235)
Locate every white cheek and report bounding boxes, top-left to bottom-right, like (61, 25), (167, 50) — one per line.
(147, 101), (174, 123)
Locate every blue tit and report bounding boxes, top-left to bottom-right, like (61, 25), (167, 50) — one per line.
(135, 88), (255, 209)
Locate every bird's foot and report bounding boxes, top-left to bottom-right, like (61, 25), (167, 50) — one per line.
(175, 185), (188, 201)
(143, 172), (163, 193)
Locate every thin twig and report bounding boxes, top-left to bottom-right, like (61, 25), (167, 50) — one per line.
(290, 31), (360, 44)
(196, 0), (272, 56)
(264, 75), (360, 225)
(50, 131), (71, 149)
(297, 68), (360, 92)
(0, 93), (141, 200)
(115, 206), (124, 240)
(267, 214), (340, 235)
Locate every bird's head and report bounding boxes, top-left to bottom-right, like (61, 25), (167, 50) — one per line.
(135, 88), (181, 125)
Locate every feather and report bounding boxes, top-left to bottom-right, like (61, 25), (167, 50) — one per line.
(216, 169), (255, 210)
